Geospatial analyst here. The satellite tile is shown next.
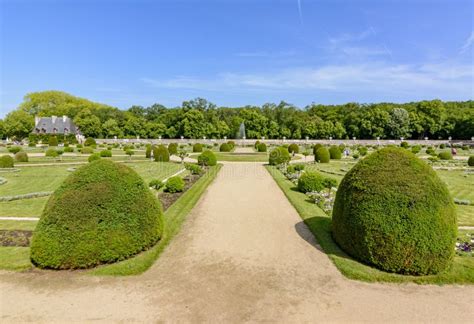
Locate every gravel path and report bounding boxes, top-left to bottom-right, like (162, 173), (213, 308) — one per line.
(0, 163), (472, 322)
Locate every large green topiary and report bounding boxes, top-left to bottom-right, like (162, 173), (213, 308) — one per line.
(220, 143), (232, 152)
(30, 160), (163, 269)
(269, 146), (290, 165)
(329, 145), (342, 159)
(297, 172), (325, 193)
(48, 136), (58, 147)
(257, 143), (267, 152)
(193, 143), (203, 152)
(168, 143), (178, 155)
(84, 137), (96, 147)
(197, 150), (217, 166)
(165, 176), (185, 193)
(315, 147), (330, 163)
(14, 151), (28, 162)
(288, 143), (299, 155)
(468, 155), (474, 167)
(313, 143), (323, 155)
(153, 145), (170, 162)
(332, 147), (456, 275)
(438, 151), (452, 160)
(0, 155), (14, 168)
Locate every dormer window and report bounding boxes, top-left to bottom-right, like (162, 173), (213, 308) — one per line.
(53, 128), (58, 134)
(64, 128), (69, 134)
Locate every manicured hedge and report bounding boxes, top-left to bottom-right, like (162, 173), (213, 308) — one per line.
(468, 156), (474, 166)
(48, 136), (58, 147)
(88, 153), (101, 162)
(14, 151), (28, 162)
(257, 143), (267, 152)
(45, 148), (59, 158)
(438, 151), (452, 160)
(193, 143), (203, 152)
(145, 144), (153, 158)
(0, 155), (14, 168)
(81, 147), (94, 154)
(30, 160), (163, 269)
(8, 146), (22, 154)
(84, 137), (96, 147)
(197, 150), (217, 166)
(153, 145), (170, 162)
(288, 143), (299, 154)
(297, 172), (325, 193)
(168, 143), (178, 155)
(329, 145), (342, 159)
(269, 146), (290, 165)
(220, 143), (232, 152)
(315, 147), (330, 163)
(165, 176), (185, 193)
(332, 147), (456, 275)
(313, 144), (323, 155)
(100, 150), (112, 157)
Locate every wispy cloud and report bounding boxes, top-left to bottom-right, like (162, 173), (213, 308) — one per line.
(141, 61), (473, 98)
(460, 31), (474, 54)
(297, 0), (303, 26)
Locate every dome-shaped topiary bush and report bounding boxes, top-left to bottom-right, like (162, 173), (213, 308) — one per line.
(99, 150), (112, 157)
(400, 141), (409, 148)
(48, 136), (58, 147)
(193, 143), (203, 152)
(164, 176), (185, 193)
(257, 143), (267, 152)
(30, 160), (163, 269)
(313, 143), (323, 155)
(438, 151), (452, 160)
(168, 143), (178, 155)
(145, 144), (153, 158)
(288, 143), (299, 155)
(0, 155), (14, 168)
(88, 153), (101, 162)
(329, 146), (342, 160)
(220, 143), (232, 152)
(269, 146), (290, 165)
(153, 145), (170, 162)
(45, 148), (59, 158)
(197, 150), (217, 166)
(297, 172), (325, 193)
(84, 137), (96, 147)
(332, 147), (456, 275)
(468, 155), (474, 167)
(14, 151), (28, 162)
(315, 147), (330, 163)
(80, 147), (94, 154)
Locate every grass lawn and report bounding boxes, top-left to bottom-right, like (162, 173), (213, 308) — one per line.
(0, 247), (31, 271)
(90, 165), (222, 276)
(266, 165), (474, 284)
(0, 219), (37, 231)
(0, 197), (48, 217)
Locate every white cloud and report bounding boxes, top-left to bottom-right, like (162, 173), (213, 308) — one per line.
(460, 31), (474, 54)
(141, 61), (473, 98)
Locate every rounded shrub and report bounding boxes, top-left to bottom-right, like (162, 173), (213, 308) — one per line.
(358, 146), (368, 156)
(168, 143), (178, 155)
(254, 140), (260, 149)
(30, 160), (163, 269)
(84, 137), (96, 147)
(297, 172), (325, 193)
(329, 145), (342, 160)
(88, 153), (101, 162)
(411, 145), (421, 154)
(438, 151), (452, 160)
(468, 156), (474, 167)
(165, 176), (185, 193)
(8, 146), (22, 154)
(64, 147), (74, 153)
(81, 147), (94, 154)
(145, 144), (153, 158)
(149, 179), (163, 190)
(227, 141), (235, 149)
(100, 150), (112, 158)
(312, 144), (323, 155)
(426, 147), (436, 155)
(257, 143), (267, 152)
(400, 141), (409, 148)
(153, 145), (170, 162)
(14, 151), (28, 162)
(220, 143), (232, 152)
(193, 143), (203, 152)
(288, 143), (299, 155)
(48, 136), (59, 147)
(315, 147), (330, 163)
(439, 143), (446, 149)
(197, 150), (217, 166)
(0, 155), (14, 168)
(269, 146), (290, 165)
(45, 148), (59, 158)
(332, 147), (456, 275)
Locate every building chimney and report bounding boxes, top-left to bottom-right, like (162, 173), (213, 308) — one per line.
(51, 115), (57, 124)
(63, 115), (67, 122)
(35, 116), (40, 126)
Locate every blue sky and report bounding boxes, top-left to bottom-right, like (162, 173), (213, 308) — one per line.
(1, 0), (473, 116)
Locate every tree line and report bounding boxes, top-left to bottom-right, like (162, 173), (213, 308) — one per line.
(0, 91), (472, 140)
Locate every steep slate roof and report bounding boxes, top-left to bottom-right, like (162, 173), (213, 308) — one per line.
(33, 116), (81, 134)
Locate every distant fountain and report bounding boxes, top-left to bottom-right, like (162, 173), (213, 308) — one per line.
(238, 122), (246, 139)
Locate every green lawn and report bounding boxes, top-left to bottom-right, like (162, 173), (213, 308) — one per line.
(266, 165), (474, 284)
(0, 219), (37, 231)
(0, 197), (48, 217)
(0, 247), (31, 271)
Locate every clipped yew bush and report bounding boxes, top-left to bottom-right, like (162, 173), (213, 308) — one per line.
(165, 176), (185, 193)
(193, 143), (203, 152)
(312, 143), (323, 155)
(100, 150), (112, 157)
(332, 147), (456, 275)
(315, 147), (330, 163)
(81, 147), (94, 154)
(88, 153), (101, 162)
(269, 146), (290, 165)
(84, 137), (96, 147)
(220, 143), (232, 152)
(48, 136), (59, 147)
(153, 145), (170, 162)
(197, 150), (217, 166)
(145, 144), (153, 158)
(468, 156), (474, 167)
(0, 155), (14, 168)
(45, 148), (59, 158)
(438, 151), (452, 160)
(297, 172), (325, 193)
(8, 146), (22, 154)
(257, 143), (267, 152)
(288, 143), (299, 155)
(30, 160), (163, 269)
(329, 145), (342, 159)
(168, 143), (178, 155)
(14, 151), (28, 162)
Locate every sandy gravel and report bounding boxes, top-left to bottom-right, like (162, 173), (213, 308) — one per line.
(0, 163), (472, 323)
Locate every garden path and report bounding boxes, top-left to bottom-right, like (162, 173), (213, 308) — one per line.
(0, 163), (472, 322)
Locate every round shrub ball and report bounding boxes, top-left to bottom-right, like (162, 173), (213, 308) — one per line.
(193, 143), (203, 152)
(84, 137), (96, 147)
(400, 141), (409, 148)
(332, 147), (456, 275)
(81, 147), (94, 154)
(468, 156), (474, 167)
(153, 145), (170, 162)
(313, 143), (323, 155)
(0, 155), (14, 168)
(88, 153), (101, 162)
(220, 143), (232, 152)
(198, 150), (217, 166)
(254, 140), (260, 149)
(438, 151), (452, 160)
(8, 146), (22, 154)
(48, 136), (59, 147)
(329, 145), (342, 160)
(14, 151), (28, 162)
(145, 144), (153, 158)
(30, 159), (163, 269)
(257, 143), (267, 152)
(165, 176), (185, 193)
(100, 150), (112, 157)
(315, 147), (330, 163)
(297, 172), (325, 193)
(411, 145), (421, 154)
(45, 148), (59, 158)
(168, 143), (178, 155)
(269, 146), (290, 165)
(288, 143), (299, 154)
